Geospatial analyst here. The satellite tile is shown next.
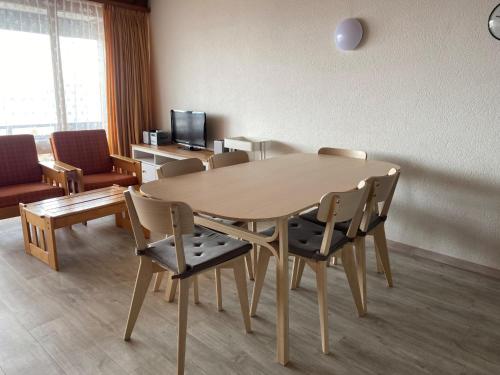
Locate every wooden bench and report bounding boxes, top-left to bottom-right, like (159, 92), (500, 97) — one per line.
(19, 185), (129, 270)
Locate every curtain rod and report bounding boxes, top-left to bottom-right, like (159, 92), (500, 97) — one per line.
(90, 0), (150, 13)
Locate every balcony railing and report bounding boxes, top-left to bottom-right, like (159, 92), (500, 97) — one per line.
(0, 122), (104, 154)
(0, 121), (103, 139)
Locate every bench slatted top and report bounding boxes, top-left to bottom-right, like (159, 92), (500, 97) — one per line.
(23, 186), (127, 218)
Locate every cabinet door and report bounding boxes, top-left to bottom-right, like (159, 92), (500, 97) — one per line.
(141, 163), (157, 182)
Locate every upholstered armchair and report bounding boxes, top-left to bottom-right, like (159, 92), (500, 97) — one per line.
(50, 130), (142, 193)
(0, 134), (68, 220)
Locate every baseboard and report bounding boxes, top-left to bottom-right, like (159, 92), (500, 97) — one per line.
(388, 240), (500, 280)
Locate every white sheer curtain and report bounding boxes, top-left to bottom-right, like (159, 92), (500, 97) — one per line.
(0, 0), (106, 153)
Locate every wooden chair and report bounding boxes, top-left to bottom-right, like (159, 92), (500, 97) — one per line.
(250, 180), (370, 354)
(297, 168), (400, 295)
(0, 134), (69, 220)
(157, 158), (204, 179)
(351, 169), (400, 307)
(123, 187), (252, 375)
(153, 158), (211, 304)
(208, 150), (249, 169)
(302, 147), (367, 265)
(318, 147), (367, 160)
(207, 151), (256, 309)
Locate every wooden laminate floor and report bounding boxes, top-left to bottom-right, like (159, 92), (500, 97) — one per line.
(0, 216), (499, 374)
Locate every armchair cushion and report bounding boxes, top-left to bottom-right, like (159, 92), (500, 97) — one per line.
(51, 130), (113, 175)
(0, 134), (42, 187)
(300, 209), (351, 232)
(82, 172), (138, 191)
(0, 183), (64, 208)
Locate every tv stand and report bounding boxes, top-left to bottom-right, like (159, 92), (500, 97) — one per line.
(177, 145), (203, 151)
(131, 143), (214, 182)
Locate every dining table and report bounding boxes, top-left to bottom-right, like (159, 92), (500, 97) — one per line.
(140, 152), (400, 366)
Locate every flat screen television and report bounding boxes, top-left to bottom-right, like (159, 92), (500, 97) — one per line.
(171, 110), (207, 150)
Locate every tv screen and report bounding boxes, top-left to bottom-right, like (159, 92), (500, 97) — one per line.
(171, 110), (206, 149)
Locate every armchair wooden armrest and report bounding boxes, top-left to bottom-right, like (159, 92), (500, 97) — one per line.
(40, 161), (83, 194)
(39, 161), (72, 195)
(111, 154), (142, 184)
(53, 160), (81, 173)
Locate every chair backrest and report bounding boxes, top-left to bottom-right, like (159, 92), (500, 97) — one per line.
(51, 130), (113, 175)
(316, 180), (369, 255)
(318, 147), (367, 160)
(124, 187), (194, 273)
(208, 150), (249, 169)
(360, 168), (400, 232)
(0, 134), (42, 187)
(157, 158), (204, 179)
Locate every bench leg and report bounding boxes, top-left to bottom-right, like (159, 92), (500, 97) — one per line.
(21, 207), (59, 271)
(44, 218), (59, 271)
(20, 205), (32, 255)
(115, 212), (125, 228)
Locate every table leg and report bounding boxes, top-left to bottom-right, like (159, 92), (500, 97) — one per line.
(276, 217), (289, 365)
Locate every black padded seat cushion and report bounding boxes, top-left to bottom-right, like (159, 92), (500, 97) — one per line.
(300, 209), (350, 232)
(261, 217), (350, 261)
(300, 209), (386, 234)
(142, 226), (252, 279)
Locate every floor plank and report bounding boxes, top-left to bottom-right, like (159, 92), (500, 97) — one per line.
(0, 216), (499, 374)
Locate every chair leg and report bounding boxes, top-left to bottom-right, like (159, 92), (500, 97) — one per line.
(341, 245), (365, 317)
(355, 237), (367, 314)
(291, 257), (300, 290)
(250, 247), (271, 317)
(245, 252), (254, 281)
(124, 257), (153, 340)
(297, 257), (306, 288)
(193, 275), (200, 304)
(252, 243), (258, 276)
(153, 271), (165, 292)
(166, 273), (179, 302)
(177, 278), (190, 375)
(248, 221), (257, 281)
(373, 225), (393, 287)
(214, 268), (223, 311)
(315, 261), (329, 354)
(233, 257), (252, 333)
(330, 256), (340, 266)
(374, 242), (384, 273)
(291, 256), (305, 290)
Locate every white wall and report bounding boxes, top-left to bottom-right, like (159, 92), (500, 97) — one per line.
(150, 0), (500, 270)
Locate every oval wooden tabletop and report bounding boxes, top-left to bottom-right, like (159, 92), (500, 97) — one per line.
(140, 153), (400, 221)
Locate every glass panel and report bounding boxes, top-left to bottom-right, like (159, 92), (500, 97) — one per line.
(0, 0), (106, 152)
(0, 29), (57, 138)
(60, 35), (106, 131)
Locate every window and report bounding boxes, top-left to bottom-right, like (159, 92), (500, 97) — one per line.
(0, 0), (106, 153)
